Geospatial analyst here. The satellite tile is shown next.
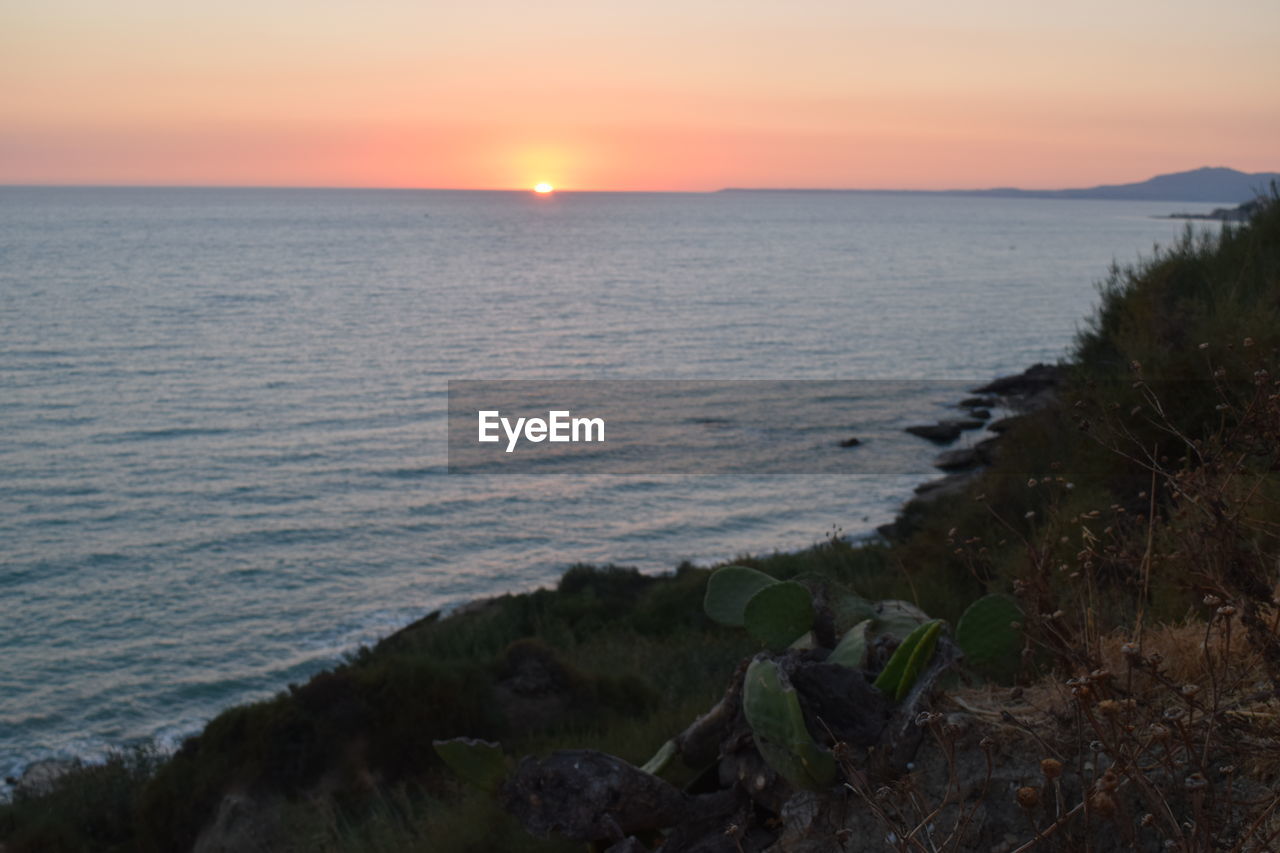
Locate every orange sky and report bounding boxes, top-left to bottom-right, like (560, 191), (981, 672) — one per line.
(3, 0), (1278, 190)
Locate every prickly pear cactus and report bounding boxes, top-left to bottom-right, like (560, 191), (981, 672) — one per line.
(829, 592), (877, 635)
(743, 581), (814, 649)
(742, 657), (836, 790)
(873, 619), (944, 701)
(955, 593), (1022, 679)
(789, 631), (818, 650)
(828, 619), (872, 669)
(871, 599), (931, 641)
(641, 738), (678, 776)
(432, 737), (508, 793)
(704, 566), (815, 648)
(703, 565), (780, 626)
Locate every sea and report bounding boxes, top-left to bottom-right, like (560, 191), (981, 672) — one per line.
(0, 186), (1222, 790)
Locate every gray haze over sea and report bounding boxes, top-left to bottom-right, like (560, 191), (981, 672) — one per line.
(0, 187), (1221, 786)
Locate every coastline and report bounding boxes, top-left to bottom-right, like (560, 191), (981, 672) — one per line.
(0, 190), (1228, 801)
(5, 197), (1278, 851)
(876, 362), (1063, 541)
(0, 363), (1059, 803)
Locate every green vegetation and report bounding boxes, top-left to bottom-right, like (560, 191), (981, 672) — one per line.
(430, 738), (506, 795)
(699, 561), (1018, 690)
(741, 657), (836, 790)
(952, 593), (1022, 680)
(871, 618), (943, 701)
(4, 196), (1279, 851)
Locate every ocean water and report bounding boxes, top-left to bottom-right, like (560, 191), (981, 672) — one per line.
(0, 187), (1219, 786)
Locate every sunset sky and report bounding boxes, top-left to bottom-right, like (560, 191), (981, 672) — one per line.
(3, 0), (1277, 191)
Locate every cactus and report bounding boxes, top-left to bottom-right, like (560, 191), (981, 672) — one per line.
(873, 619), (944, 701)
(743, 581), (814, 649)
(641, 738), (678, 776)
(704, 566), (814, 648)
(829, 592), (877, 635)
(703, 565), (781, 626)
(704, 567), (945, 660)
(956, 593), (1022, 679)
(828, 619), (872, 669)
(789, 631), (817, 650)
(871, 599), (930, 641)
(742, 657), (835, 790)
(432, 737), (508, 793)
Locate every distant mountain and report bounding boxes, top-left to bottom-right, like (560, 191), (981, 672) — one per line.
(963, 167), (1280, 203)
(723, 167), (1279, 203)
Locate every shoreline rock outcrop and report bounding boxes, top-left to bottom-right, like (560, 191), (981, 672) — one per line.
(879, 362), (1063, 540)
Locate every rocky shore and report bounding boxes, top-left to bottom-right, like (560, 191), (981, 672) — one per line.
(0, 364), (1063, 816)
(877, 362), (1062, 540)
(1167, 197), (1261, 222)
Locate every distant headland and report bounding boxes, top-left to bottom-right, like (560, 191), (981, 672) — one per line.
(722, 166), (1280, 204)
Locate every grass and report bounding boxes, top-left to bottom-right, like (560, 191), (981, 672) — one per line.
(0, 747), (161, 853)
(4, 194), (1278, 852)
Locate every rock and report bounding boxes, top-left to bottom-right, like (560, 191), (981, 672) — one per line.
(906, 468), (972, 502)
(987, 415), (1022, 434)
(959, 396), (996, 408)
(661, 795), (764, 853)
(973, 363), (1062, 399)
(974, 436), (1002, 464)
(789, 661), (889, 747)
(905, 419), (984, 444)
(913, 472), (975, 497)
(1020, 386), (1059, 412)
(934, 448), (981, 472)
(877, 471), (979, 540)
(905, 423), (962, 444)
(501, 750), (697, 842)
(967, 408), (991, 419)
(837, 436), (861, 447)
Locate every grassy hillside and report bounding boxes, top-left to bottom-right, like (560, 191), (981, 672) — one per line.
(4, 195), (1278, 852)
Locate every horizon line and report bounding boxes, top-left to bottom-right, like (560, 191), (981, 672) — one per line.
(3, 165), (1273, 196)
(0, 183), (1143, 195)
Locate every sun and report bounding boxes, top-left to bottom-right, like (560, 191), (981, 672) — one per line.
(533, 183), (554, 194)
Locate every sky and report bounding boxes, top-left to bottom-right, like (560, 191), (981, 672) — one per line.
(3, 0), (1278, 191)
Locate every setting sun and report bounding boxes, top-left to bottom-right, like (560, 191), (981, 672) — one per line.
(533, 183), (554, 194)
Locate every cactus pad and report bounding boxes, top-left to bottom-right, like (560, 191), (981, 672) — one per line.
(871, 599), (931, 641)
(828, 619), (872, 669)
(743, 580), (814, 649)
(873, 619), (944, 701)
(742, 657), (836, 790)
(703, 565), (781, 626)
(955, 593), (1022, 679)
